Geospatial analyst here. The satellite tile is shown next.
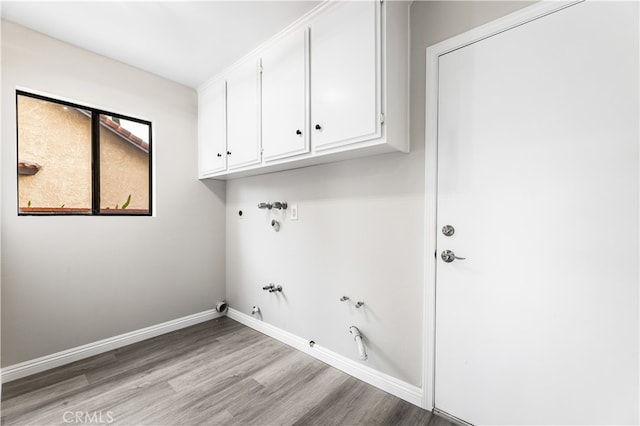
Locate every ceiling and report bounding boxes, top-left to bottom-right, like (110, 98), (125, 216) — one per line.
(1, 1), (321, 88)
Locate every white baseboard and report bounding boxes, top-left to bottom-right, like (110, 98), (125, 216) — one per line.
(1, 309), (222, 383)
(3, 308), (425, 408)
(226, 308), (424, 408)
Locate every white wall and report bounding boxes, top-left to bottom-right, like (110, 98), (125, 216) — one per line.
(1, 0), (535, 382)
(1, 21), (226, 366)
(226, 1), (533, 386)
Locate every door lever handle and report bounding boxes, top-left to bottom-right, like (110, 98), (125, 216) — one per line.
(441, 250), (466, 263)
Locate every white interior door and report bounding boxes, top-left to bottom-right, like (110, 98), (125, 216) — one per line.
(435, 2), (639, 425)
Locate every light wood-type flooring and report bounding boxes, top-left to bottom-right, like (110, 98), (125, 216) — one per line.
(1, 317), (454, 425)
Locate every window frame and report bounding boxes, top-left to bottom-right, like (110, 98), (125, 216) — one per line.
(16, 90), (153, 216)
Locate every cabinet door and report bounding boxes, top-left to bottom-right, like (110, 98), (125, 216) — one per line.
(227, 59), (262, 169)
(310, 0), (381, 151)
(261, 29), (309, 162)
(198, 80), (227, 176)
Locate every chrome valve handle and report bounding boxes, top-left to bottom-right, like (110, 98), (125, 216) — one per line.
(272, 201), (288, 210)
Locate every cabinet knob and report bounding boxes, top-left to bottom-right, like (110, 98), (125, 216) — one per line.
(227, 151), (232, 155)
(296, 129), (302, 136)
(217, 153), (222, 158)
(315, 124), (322, 131)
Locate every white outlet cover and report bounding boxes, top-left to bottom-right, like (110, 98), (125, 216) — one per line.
(291, 204), (298, 221)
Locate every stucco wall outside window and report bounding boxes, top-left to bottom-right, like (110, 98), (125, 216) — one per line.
(17, 94), (150, 214)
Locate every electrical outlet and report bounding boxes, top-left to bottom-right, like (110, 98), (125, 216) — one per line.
(291, 204), (298, 221)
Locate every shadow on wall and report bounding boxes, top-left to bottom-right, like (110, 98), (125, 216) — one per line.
(223, 150), (422, 205)
(200, 178), (226, 204)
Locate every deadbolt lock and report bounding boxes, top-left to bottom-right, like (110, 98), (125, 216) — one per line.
(442, 225), (455, 237)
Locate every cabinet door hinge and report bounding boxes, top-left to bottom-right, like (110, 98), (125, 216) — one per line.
(259, 64), (264, 74)
(380, 113), (385, 125)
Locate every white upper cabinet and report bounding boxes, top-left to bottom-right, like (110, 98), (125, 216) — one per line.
(261, 29), (309, 162)
(226, 58), (262, 169)
(197, 0), (409, 179)
(310, 1), (380, 151)
(198, 79), (226, 177)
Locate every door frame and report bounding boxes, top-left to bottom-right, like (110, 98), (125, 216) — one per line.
(421, 0), (583, 411)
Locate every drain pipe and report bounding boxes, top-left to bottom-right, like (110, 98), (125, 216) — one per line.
(349, 326), (368, 361)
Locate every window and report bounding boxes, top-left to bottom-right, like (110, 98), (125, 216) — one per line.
(17, 91), (152, 215)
